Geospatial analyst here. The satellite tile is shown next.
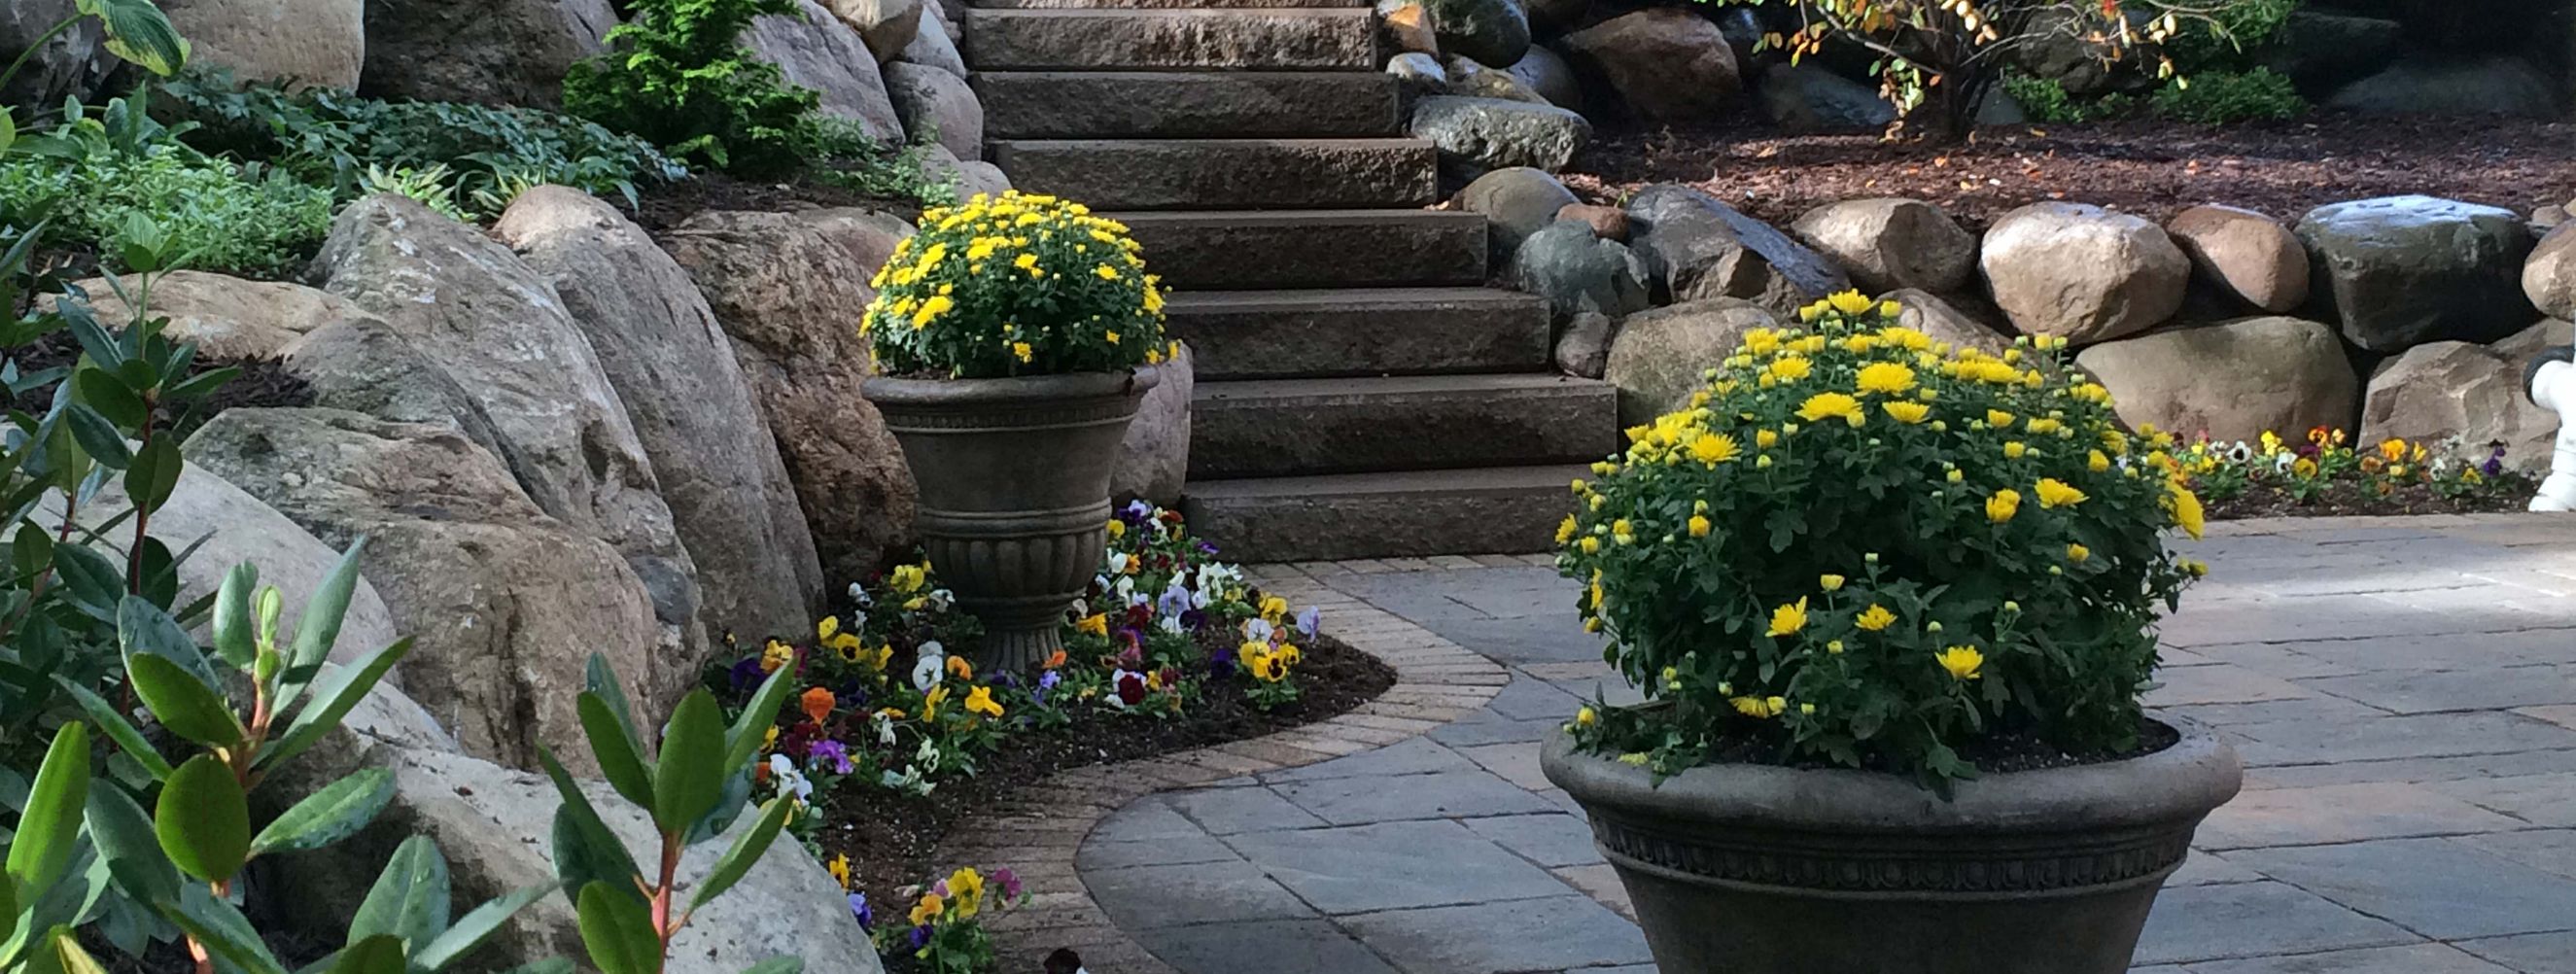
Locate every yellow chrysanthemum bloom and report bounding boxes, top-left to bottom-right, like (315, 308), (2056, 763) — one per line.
(1827, 290), (1876, 314)
(1730, 695), (1788, 718)
(1796, 392), (1864, 425)
(1854, 604), (1897, 631)
(1986, 409), (2015, 428)
(1767, 356), (1814, 381)
(2168, 483), (2206, 539)
(1688, 433), (1741, 465)
(1688, 514), (1711, 538)
(2035, 477), (2087, 508)
(2088, 449), (2111, 472)
(2067, 542), (2091, 563)
(2003, 441), (2029, 459)
(1936, 645), (1985, 680)
(1986, 488), (2022, 523)
(1856, 362), (1916, 396)
(1576, 706), (1597, 727)
(1767, 597), (1809, 637)
(1556, 514), (1580, 545)
(1883, 400), (1931, 424)
(1756, 429), (1780, 448)
(1011, 341), (1033, 363)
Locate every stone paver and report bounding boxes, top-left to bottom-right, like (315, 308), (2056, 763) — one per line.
(1060, 515), (2576, 973)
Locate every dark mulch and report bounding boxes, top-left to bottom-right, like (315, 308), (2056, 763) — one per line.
(6, 329), (313, 422)
(830, 633), (1394, 932)
(1566, 112), (2576, 230)
(1696, 713), (2181, 779)
(633, 171), (924, 234)
(2204, 474), (2543, 521)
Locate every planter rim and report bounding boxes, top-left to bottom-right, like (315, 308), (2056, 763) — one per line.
(862, 366), (1160, 406)
(1541, 714), (2241, 834)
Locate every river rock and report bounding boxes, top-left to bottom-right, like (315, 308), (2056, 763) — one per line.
(1505, 46), (1581, 108)
(2072, 316), (2357, 443)
(1383, 3), (1437, 54)
(1554, 310), (1614, 378)
(2167, 204), (2309, 314)
(2522, 225), (2576, 322)
(1114, 343), (1193, 506)
(2295, 194), (2536, 352)
(1758, 63), (1896, 131)
(1789, 197), (1975, 295)
(1557, 203), (1627, 241)
(358, 0), (614, 108)
(1506, 221), (1650, 321)
(1459, 166), (1580, 257)
(1387, 52), (1448, 96)
(1408, 95), (1590, 173)
(1, 0), (108, 108)
(161, 0), (364, 88)
(1603, 298), (1779, 425)
(2363, 323), (2570, 472)
(895, 4), (967, 76)
(746, 0), (906, 141)
(1626, 183), (1850, 314)
(1561, 10), (1740, 122)
(1445, 54), (1549, 103)
(1419, 0), (1527, 67)
(1979, 201), (2190, 343)
(824, 0), (922, 60)
(1881, 288), (2011, 353)
(61, 271), (368, 361)
(2327, 55), (2557, 120)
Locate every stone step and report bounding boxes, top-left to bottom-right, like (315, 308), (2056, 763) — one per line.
(1119, 210), (1488, 290)
(976, 72), (1401, 139)
(1166, 288), (1550, 380)
(1190, 373), (1619, 479)
(1183, 465), (1587, 561)
(961, 9), (1378, 71)
(991, 139), (1436, 211)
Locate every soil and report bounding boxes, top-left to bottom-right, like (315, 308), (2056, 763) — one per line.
(2202, 472), (2544, 521)
(1698, 713), (2182, 779)
(1566, 112), (2576, 230)
(633, 171), (924, 234)
(826, 633), (1394, 942)
(6, 329), (313, 426)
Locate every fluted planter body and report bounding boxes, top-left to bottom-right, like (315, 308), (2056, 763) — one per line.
(1541, 717), (2242, 974)
(863, 368), (1158, 671)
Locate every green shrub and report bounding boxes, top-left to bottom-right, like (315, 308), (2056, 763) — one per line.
(2161, 0), (2299, 73)
(2150, 68), (2308, 123)
(0, 96), (332, 276)
(2002, 73), (2133, 124)
(563, 0), (823, 175)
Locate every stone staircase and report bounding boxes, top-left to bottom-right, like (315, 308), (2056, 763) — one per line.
(964, 0), (1619, 561)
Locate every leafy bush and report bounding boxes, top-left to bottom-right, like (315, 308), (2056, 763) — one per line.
(164, 74), (688, 217)
(0, 96), (332, 276)
(2160, 0), (2299, 74)
(2002, 73), (2134, 124)
(864, 191), (1173, 378)
(1557, 294), (2203, 786)
(2150, 67), (2308, 123)
(564, 0), (824, 175)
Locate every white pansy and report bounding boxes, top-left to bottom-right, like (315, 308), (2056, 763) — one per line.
(911, 644), (946, 692)
(769, 753), (814, 802)
(1240, 618), (1275, 643)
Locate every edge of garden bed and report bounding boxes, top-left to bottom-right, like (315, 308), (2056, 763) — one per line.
(927, 559), (1531, 972)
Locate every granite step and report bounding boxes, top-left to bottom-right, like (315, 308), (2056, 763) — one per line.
(976, 71), (1401, 139)
(1166, 288), (1550, 380)
(961, 8), (1377, 71)
(1190, 373), (1619, 479)
(991, 138), (1436, 210)
(1182, 466), (1587, 561)
(1118, 210), (1487, 290)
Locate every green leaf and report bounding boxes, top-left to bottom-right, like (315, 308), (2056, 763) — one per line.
(71, 368), (145, 429)
(538, 748), (644, 900)
(118, 594), (214, 682)
(51, 541), (121, 615)
(579, 691), (655, 810)
(493, 961), (576, 974)
(0, 872), (17, 953)
(125, 652), (244, 748)
(720, 664), (796, 787)
(651, 690), (726, 834)
(210, 563), (259, 670)
(157, 886), (284, 974)
(75, 0), (191, 76)
(154, 754), (250, 884)
(328, 935), (406, 974)
(10, 522), (52, 583)
(83, 781), (177, 907)
(54, 679), (174, 782)
(60, 404), (130, 470)
(350, 836), (449, 949)
(122, 435), (182, 515)
(22, 927), (109, 974)
(288, 539), (366, 674)
(684, 796), (790, 917)
(409, 883), (555, 972)
(261, 638), (413, 772)
(249, 769), (394, 856)
(7, 723), (89, 892)
(574, 883), (660, 974)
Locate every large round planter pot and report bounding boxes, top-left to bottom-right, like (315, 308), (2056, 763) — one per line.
(1540, 718), (2241, 974)
(862, 368), (1159, 671)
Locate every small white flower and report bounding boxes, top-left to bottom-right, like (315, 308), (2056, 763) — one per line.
(1114, 574), (1136, 599)
(1157, 614), (1185, 635)
(873, 711), (898, 747)
(769, 753), (814, 802)
(911, 644), (946, 692)
(1240, 618), (1275, 643)
(923, 588), (954, 612)
(1106, 551), (1131, 574)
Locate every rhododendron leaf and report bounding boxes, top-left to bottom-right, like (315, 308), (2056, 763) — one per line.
(686, 795), (791, 916)
(575, 884), (659, 974)
(650, 690), (726, 833)
(580, 691), (655, 809)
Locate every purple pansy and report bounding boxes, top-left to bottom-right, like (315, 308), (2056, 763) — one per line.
(849, 892), (873, 930)
(809, 739), (854, 775)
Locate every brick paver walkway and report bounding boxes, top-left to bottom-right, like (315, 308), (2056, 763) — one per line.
(1075, 514), (2576, 974)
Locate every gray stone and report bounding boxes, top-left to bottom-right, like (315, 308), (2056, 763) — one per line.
(2303, 665), (2576, 715)
(1386, 51), (1448, 96)
(2267, 10), (2402, 89)
(1460, 813), (1602, 867)
(1408, 95), (1590, 173)
(1090, 859), (1312, 928)
(885, 61), (983, 161)
(2225, 712), (2576, 767)
(2072, 316), (2357, 444)
(61, 271), (368, 362)
(921, 146), (1012, 199)
(822, 0), (922, 60)
(2131, 881), (2416, 966)
(1457, 166), (1579, 256)
(496, 187), (826, 646)
(2362, 327), (2567, 473)
(161, 0), (363, 88)
(1882, 288), (2011, 353)
(792, 207), (916, 291)
(280, 316), (506, 458)
(1758, 62), (1896, 131)
(1442, 54), (1548, 103)
(1561, 9), (1741, 123)
(1271, 768), (1557, 824)
(1602, 297), (1778, 425)
(359, 0), (614, 108)
(1223, 819), (1569, 913)
(1340, 894), (1654, 972)
(2328, 55), (2558, 120)
(1505, 221), (1650, 321)
(1380, 2), (1434, 54)
(1504, 45), (1580, 108)
(1417, 0), (1527, 67)
(2523, 225), (2576, 321)
(1789, 197), (1975, 295)
(1553, 310), (1613, 378)
(2010, 8), (2146, 97)
(2230, 838), (2576, 940)
(2296, 194), (2536, 352)
(0, 0), (106, 108)
(1113, 342), (1192, 505)
(1165, 784), (1328, 835)
(893, 3), (966, 76)
(1979, 201), (2191, 343)
(1260, 737), (1478, 783)
(745, 0), (906, 141)
(2432, 774), (2576, 829)
(2169, 204), (2310, 314)
(2457, 934), (2576, 974)
(1137, 920), (1402, 974)
(1077, 833), (1242, 870)
(1626, 183), (1850, 314)
(2193, 782), (2528, 851)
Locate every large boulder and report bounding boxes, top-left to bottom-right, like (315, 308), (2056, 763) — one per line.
(2327, 56), (2557, 120)
(918, 144), (1011, 200)
(746, 0), (906, 142)
(160, 0), (364, 88)
(2267, 9), (2401, 90)
(1554, 310), (1614, 378)
(498, 187), (827, 646)
(2010, 8), (2144, 97)
(268, 745), (883, 974)
(1444, 55), (1549, 104)
(1114, 343), (1193, 506)
(824, 0), (923, 61)
(1418, 0), (1527, 67)
(1758, 63), (1896, 132)
(894, 3), (967, 77)
(1458, 166), (1580, 259)
(885, 61), (984, 161)
(2072, 317), (2358, 443)
(1387, 52), (1448, 97)
(1789, 197), (1975, 295)
(358, 0), (614, 108)
(1978, 201), (2189, 344)
(1882, 288), (2011, 353)
(1626, 184), (1850, 314)
(1, 0), (108, 108)
(2522, 225), (2576, 322)
(1561, 10), (1742, 123)
(2294, 195), (2536, 353)
(1408, 95), (1591, 174)
(314, 194), (706, 670)
(2362, 322), (2570, 472)
(62, 270), (371, 361)
(793, 207), (918, 292)
(1604, 298), (1779, 425)
(659, 211), (920, 584)
(1506, 221), (1650, 322)
(283, 317), (508, 460)
(188, 408), (665, 772)
(1505, 46), (1581, 108)
(2166, 204), (2309, 314)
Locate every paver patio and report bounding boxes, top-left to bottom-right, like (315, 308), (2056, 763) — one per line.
(1071, 514), (2576, 974)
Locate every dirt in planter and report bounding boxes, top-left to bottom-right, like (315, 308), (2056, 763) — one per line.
(1694, 714), (2184, 780)
(2204, 473), (2544, 521)
(821, 633), (1393, 957)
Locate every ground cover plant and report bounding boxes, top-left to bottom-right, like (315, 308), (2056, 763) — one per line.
(2182, 429), (2538, 519)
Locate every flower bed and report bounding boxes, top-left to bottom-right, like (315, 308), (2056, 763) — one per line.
(707, 503), (1392, 972)
(2186, 429), (2538, 520)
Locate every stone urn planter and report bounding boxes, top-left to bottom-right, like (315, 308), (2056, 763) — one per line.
(864, 367), (1159, 671)
(1540, 717), (2241, 974)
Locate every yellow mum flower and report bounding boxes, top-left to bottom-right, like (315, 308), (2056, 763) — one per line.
(1936, 645), (1985, 680)
(1096, 264), (1120, 280)
(2004, 441), (2029, 459)
(1820, 574), (1845, 591)
(1882, 400), (1931, 424)
(1827, 290), (1876, 314)
(1579, 537), (1601, 554)
(1556, 514), (1579, 544)
(1689, 433), (1741, 465)
(2169, 483), (2206, 539)
(1756, 429), (1780, 448)
(911, 295), (955, 329)
(1688, 514), (1711, 538)
(1855, 362), (1916, 396)
(1854, 604), (1897, 631)
(2088, 449), (2111, 472)
(2035, 477), (2087, 508)
(1730, 695), (1787, 718)
(2067, 542), (2091, 563)
(1986, 489), (2022, 523)
(1012, 341), (1033, 363)
(1767, 597), (1809, 637)
(1795, 392), (1863, 424)
(1767, 356), (1814, 381)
